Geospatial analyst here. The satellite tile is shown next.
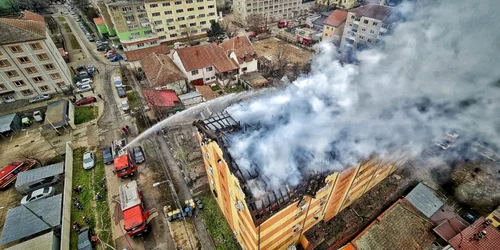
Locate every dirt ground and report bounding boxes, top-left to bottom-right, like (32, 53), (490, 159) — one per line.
(167, 220), (200, 250)
(252, 37), (314, 65)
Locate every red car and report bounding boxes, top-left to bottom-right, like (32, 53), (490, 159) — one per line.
(75, 97), (96, 106)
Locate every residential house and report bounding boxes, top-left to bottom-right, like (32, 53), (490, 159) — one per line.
(315, 0), (357, 9)
(232, 0), (302, 25)
(172, 44), (239, 87)
(310, 11), (333, 31)
(340, 4), (401, 51)
(140, 52), (187, 94)
(322, 9), (348, 44)
(143, 89), (184, 116)
(220, 35), (258, 75)
(0, 11), (72, 103)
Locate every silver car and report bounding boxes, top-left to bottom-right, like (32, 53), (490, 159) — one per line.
(83, 152), (95, 170)
(29, 94), (51, 103)
(76, 84), (92, 93)
(21, 187), (55, 205)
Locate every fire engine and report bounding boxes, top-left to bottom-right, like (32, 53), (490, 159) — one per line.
(119, 180), (151, 237)
(112, 140), (138, 178)
(278, 20), (293, 28)
(0, 160), (36, 189)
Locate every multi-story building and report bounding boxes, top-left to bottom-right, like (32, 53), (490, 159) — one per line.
(194, 112), (407, 250)
(340, 4), (400, 51)
(0, 12), (72, 103)
(321, 9), (347, 44)
(144, 0), (218, 43)
(315, 0), (357, 9)
(232, 0), (302, 25)
(220, 36), (258, 75)
(91, 0), (117, 36)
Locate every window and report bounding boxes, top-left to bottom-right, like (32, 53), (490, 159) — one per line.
(137, 43), (145, 48)
(13, 80), (26, 87)
(44, 63), (55, 70)
(187, 7), (194, 11)
(125, 15), (135, 21)
(155, 28), (164, 32)
(162, 2), (170, 6)
(150, 41), (157, 45)
(198, 6), (204, 10)
(30, 43), (42, 50)
(5, 70), (18, 77)
(206, 66), (213, 71)
(21, 89), (33, 96)
(190, 29), (197, 34)
(205, 77), (210, 81)
(198, 14), (205, 18)
(200, 21), (206, 25)
(197, 0), (203, 2)
(137, 5), (145, 11)
(168, 26), (176, 30)
(154, 20), (163, 25)
(177, 17), (185, 21)
(50, 73), (61, 79)
(37, 53), (49, 61)
(0, 60), (10, 67)
(181, 31), (188, 36)
(18, 57), (30, 63)
(190, 22), (196, 27)
(0, 84), (6, 90)
(9, 45), (23, 53)
(145, 30), (153, 35)
(367, 39), (372, 43)
(39, 85), (50, 92)
(208, 12), (215, 16)
(361, 28), (366, 31)
(170, 34), (177, 38)
(187, 0), (194, 3)
(364, 20), (369, 24)
(33, 76), (44, 83)
(159, 35), (167, 40)
(150, 3), (158, 8)
(122, 6), (132, 12)
(131, 32), (140, 37)
(179, 24), (187, 28)
(152, 12), (161, 17)
(208, 5), (214, 8)
(242, 67), (247, 72)
(166, 18), (174, 23)
(164, 10), (172, 15)
(56, 82), (66, 88)
(191, 70), (199, 75)
(176, 9), (184, 13)
(174, 1), (182, 4)
(201, 27), (208, 32)
(373, 22), (378, 26)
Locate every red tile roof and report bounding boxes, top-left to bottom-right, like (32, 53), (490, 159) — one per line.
(143, 90), (180, 107)
(93, 17), (105, 25)
(141, 52), (185, 88)
(22, 11), (44, 23)
(433, 217), (469, 242)
(324, 10), (348, 27)
(448, 217), (500, 250)
(0, 16), (46, 45)
(220, 36), (258, 64)
(350, 4), (401, 24)
(124, 45), (170, 62)
(175, 44), (239, 73)
(195, 85), (219, 101)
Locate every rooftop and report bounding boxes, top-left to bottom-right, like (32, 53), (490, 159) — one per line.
(124, 45), (170, 62)
(350, 4), (401, 24)
(404, 182), (446, 218)
(324, 9), (348, 27)
(195, 85), (219, 101)
(143, 90), (181, 107)
(175, 44), (239, 73)
(448, 217), (500, 250)
(240, 71), (269, 89)
(43, 100), (69, 129)
(0, 113), (18, 133)
(15, 162), (64, 187)
(0, 12), (46, 45)
(119, 180), (142, 210)
(141, 52), (185, 87)
(349, 199), (437, 250)
(5, 232), (55, 250)
(93, 17), (105, 25)
(220, 36), (258, 64)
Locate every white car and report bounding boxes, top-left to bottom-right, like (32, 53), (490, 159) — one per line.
(83, 151), (95, 169)
(75, 84), (92, 93)
(121, 100), (130, 111)
(76, 78), (93, 87)
(113, 76), (123, 88)
(21, 187), (55, 205)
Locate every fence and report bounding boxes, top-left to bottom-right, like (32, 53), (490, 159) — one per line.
(60, 142), (74, 250)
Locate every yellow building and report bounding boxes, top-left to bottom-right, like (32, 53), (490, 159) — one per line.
(194, 112), (407, 250)
(145, 0), (218, 43)
(321, 9), (348, 44)
(316, 0), (357, 9)
(486, 206), (500, 228)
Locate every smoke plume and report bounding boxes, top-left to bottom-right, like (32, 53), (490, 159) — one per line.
(224, 0), (500, 196)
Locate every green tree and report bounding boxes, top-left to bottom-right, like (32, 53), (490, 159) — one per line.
(206, 20), (224, 38)
(17, 0), (49, 13)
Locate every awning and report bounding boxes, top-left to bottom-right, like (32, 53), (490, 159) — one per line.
(0, 113), (17, 133)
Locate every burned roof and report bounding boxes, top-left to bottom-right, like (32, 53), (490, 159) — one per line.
(350, 4), (401, 24)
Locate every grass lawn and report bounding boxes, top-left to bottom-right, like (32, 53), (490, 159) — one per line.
(75, 106), (97, 124)
(69, 33), (81, 50)
(62, 23), (71, 33)
(70, 148), (113, 250)
(199, 194), (239, 250)
(126, 92), (139, 110)
(224, 85), (245, 94)
(210, 84), (221, 91)
(58, 16), (65, 21)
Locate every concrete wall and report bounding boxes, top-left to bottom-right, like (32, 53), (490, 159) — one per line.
(60, 142), (74, 250)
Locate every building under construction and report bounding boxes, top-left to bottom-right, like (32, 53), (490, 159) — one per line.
(193, 112), (407, 250)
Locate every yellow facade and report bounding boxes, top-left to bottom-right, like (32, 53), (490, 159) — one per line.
(486, 206), (500, 228)
(315, 0), (357, 9)
(197, 131), (406, 250)
(322, 23), (345, 44)
(145, 0), (218, 43)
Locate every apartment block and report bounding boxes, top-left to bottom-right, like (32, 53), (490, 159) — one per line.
(145, 0), (218, 43)
(0, 12), (72, 104)
(194, 112), (407, 250)
(321, 9), (348, 44)
(233, 0), (302, 25)
(340, 4), (400, 51)
(315, 0), (357, 9)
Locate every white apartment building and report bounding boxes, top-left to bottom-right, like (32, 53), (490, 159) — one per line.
(340, 4), (400, 51)
(0, 12), (72, 104)
(233, 0), (303, 25)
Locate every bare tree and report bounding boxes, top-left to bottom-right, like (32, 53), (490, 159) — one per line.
(246, 13), (265, 34)
(273, 45), (291, 78)
(17, 0), (49, 13)
(221, 21), (238, 38)
(16, 147), (55, 166)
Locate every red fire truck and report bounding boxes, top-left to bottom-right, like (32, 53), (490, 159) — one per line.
(0, 160), (36, 189)
(114, 154), (137, 178)
(119, 180), (151, 237)
(278, 20), (292, 28)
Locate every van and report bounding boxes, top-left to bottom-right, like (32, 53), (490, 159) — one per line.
(174, 42), (186, 50)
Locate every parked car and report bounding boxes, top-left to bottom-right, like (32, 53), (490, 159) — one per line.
(87, 36), (95, 42)
(117, 44), (123, 50)
(121, 100), (130, 112)
(103, 147), (113, 165)
(97, 45), (110, 51)
(77, 227), (94, 250)
(87, 65), (95, 73)
(116, 87), (126, 98)
(76, 78), (93, 87)
(83, 152), (95, 170)
(110, 54), (123, 62)
(96, 40), (108, 46)
(79, 71), (91, 79)
(28, 94), (51, 103)
(133, 146), (145, 164)
(104, 50), (116, 58)
(75, 84), (92, 93)
(76, 65), (86, 72)
(20, 187), (55, 205)
(174, 42), (187, 50)
(113, 76), (122, 88)
(189, 40), (201, 46)
(75, 97), (96, 106)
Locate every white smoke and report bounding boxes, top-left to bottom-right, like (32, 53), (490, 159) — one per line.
(224, 0), (500, 196)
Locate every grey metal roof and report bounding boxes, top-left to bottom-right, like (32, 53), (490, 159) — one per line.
(179, 92), (202, 101)
(405, 183), (446, 218)
(119, 180), (142, 210)
(5, 232), (55, 250)
(15, 162), (64, 187)
(43, 100), (69, 129)
(0, 113), (18, 133)
(0, 194), (62, 245)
